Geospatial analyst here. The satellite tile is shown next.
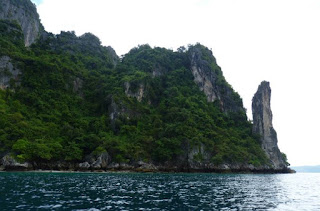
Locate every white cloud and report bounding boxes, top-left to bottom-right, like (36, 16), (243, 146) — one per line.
(37, 0), (320, 166)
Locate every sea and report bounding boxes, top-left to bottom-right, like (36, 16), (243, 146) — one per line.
(0, 172), (319, 210)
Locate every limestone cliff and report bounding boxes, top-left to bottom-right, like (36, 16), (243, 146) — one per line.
(188, 45), (245, 114)
(0, 0), (43, 46)
(252, 81), (287, 170)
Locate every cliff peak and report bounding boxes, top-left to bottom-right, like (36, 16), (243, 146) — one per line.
(188, 44), (246, 114)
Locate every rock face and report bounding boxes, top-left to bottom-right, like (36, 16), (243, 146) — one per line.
(189, 46), (245, 113)
(1, 154), (32, 170)
(0, 0), (43, 46)
(124, 81), (145, 102)
(78, 152), (111, 170)
(252, 81), (287, 170)
(152, 64), (167, 78)
(0, 56), (21, 89)
(106, 46), (119, 67)
(189, 47), (218, 102)
(186, 143), (213, 170)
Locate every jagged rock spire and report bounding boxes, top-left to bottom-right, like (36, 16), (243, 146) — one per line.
(252, 81), (287, 170)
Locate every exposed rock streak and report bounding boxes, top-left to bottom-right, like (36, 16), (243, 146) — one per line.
(124, 82), (144, 102)
(190, 48), (218, 102)
(0, 56), (21, 89)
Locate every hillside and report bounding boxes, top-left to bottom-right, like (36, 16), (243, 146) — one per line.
(0, 0), (290, 172)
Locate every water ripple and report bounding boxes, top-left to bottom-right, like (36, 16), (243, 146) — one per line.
(0, 172), (319, 210)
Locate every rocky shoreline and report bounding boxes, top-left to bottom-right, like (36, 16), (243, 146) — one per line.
(0, 154), (294, 174)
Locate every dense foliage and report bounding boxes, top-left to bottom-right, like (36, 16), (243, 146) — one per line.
(0, 21), (268, 166)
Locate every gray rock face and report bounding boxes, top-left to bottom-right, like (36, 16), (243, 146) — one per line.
(109, 97), (119, 123)
(136, 161), (157, 171)
(152, 64), (167, 78)
(80, 152), (111, 170)
(91, 152), (110, 169)
(72, 77), (83, 97)
(189, 46), (245, 113)
(78, 162), (90, 170)
(1, 154), (32, 170)
(124, 81), (144, 102)
(106, 46), (119, 67)
(0, 56), (21, 89)
(252, 81), (287, 170)
(187, 143), (214, 170)
(108, 96), (139, 131)
(72, 77), (83, 93)
(190, 48), (218, 102)
(0, 0), (43, 46)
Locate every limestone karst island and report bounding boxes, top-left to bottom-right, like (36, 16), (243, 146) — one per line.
(0, 0), (291, 173)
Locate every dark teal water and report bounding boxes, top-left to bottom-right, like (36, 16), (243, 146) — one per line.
(0, 172), (319, 210)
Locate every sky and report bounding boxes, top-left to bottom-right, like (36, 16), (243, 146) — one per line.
(31, 0), (320, 167)
(31, 0), (43, 5)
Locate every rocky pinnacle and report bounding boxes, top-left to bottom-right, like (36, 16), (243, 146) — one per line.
(252, 81), (287, 170)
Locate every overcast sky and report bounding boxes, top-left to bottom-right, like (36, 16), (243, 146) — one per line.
(31, 0), (320, 166)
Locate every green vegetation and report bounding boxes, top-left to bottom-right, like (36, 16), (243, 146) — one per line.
(282, 153), (290, 166)
(0, 21), (268, 166)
